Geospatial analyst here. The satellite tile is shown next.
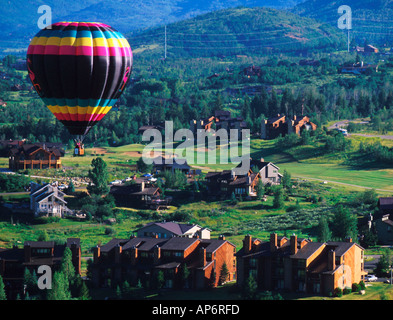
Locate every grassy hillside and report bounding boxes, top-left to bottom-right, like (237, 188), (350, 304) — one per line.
(0, 0), (305, 54)
(129, 7), (346, 58)
(292, 0), (393, 45)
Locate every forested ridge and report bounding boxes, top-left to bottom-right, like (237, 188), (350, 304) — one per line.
(1, 7), (393, 149)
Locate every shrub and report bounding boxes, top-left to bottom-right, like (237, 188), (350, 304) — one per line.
(104, 227), (116, 236)
(352, 283), (361, 293)
(343, 287), (352, 295)
(359, 281), (366, 290)
(334, 287), (343, 297)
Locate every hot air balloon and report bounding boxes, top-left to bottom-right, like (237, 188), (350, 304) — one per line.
(26, 21), (133, 156)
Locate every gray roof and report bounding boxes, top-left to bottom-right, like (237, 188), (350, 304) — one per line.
(138, 222), (198, 236)
(160, 237), (199, 251)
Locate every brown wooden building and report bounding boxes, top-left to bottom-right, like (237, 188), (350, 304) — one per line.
(261, 115), (317, 140)
(8, 142), (64, 171)
(236, 233), (366, 296)
(0, 238), (81, 299)
(91, 235), (236, 290)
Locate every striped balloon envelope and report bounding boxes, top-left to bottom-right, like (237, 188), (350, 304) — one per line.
(26, 21), (133, 154)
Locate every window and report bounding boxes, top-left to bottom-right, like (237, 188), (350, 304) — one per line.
(174, 252), (182, 257)
(297, 269), (306, 279)
(249, 269), (257, 279)
(249, 258), (257, 268)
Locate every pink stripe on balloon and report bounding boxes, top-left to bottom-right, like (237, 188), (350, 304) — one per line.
(27, 45), (132, 56)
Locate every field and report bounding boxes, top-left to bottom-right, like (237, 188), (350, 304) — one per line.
(0, 133), (392, 260)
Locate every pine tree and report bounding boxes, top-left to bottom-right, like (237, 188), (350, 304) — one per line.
(78, 281), (91, 300)
(47, 271), (71, 300)
(61, 247), (76, 285)
(331, 205), (358, 241)
(281, 170), (292, 190)
(273, 186), (285, 209)
(87, 157), (109, 195)
(218, 262), (229, 286)
(68, 180), (75, 194)
(317, 216), (332, 242)
(23, 268), (38, 296)
(180, 264), (190, 289)
(256, 180), (264, 200)
(0, 274), (6, 300)
(242, 275), (257, 300)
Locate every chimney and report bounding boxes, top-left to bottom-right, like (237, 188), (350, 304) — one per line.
(93, 245), (101, 264)
(243, 235), (252, 254)
(270, 233), (277, 252)
(260, 158), (264, 162)
(328, 249), (336, 271)
(219, 235), (226, 241)
(115, 244), (122, 263)
(290, 234), (298, 255)
(130, 247), (138, 266)
(141, 181), (145, 192)
(200, 247), (207, 267)
(24, 243), (31, 263)
(345, 237), (352, 243)
(300, 239), (307, 249)
(154, 245), (161, 264)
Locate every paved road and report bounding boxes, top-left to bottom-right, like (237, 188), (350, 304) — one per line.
(328, 120), (393, 140)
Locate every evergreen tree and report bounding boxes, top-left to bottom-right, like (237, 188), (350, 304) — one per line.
(47, 271), (71, 300)
(208, 268), (217, 288)
(273, 186), (285, 209)
(281, 170), (292, 190)
(0, 274), (6, 300)
(374, 249), (392, 277)
(180, 264), (190, 289)
(317, 216), (332, 242)
(242, 275), (257, 300)
(61, 247), (76, 285)
(87, 157), (109, 195)
(37, 230), (49, 241)
(256, 180), (265, 200)
(68, 180), (75, 194)
(116, 285), (122, 299)
(218, 262), (229, 285)
(23, 268), (38, 296)
(331, 205), (358, 242)
(78, 281), (91, 300)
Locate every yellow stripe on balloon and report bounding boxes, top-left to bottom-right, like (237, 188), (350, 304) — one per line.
(31, 36), (128, 48)
(47, 105), (111, 115)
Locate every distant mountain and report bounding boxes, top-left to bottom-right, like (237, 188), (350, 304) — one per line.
(292, 0), (393, 45)
(0, 0), (306, 53)
(128, 7), (345, 57)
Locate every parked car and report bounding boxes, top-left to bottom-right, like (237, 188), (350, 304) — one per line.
(365, 274), (378, 282)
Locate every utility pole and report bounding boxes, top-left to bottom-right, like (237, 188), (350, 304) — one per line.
(347, 28), (350, 53)
(338, 5), (352, 53)
(164, 25), (167, 60)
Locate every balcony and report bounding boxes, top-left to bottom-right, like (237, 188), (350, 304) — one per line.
(13, 159), (62, 170)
